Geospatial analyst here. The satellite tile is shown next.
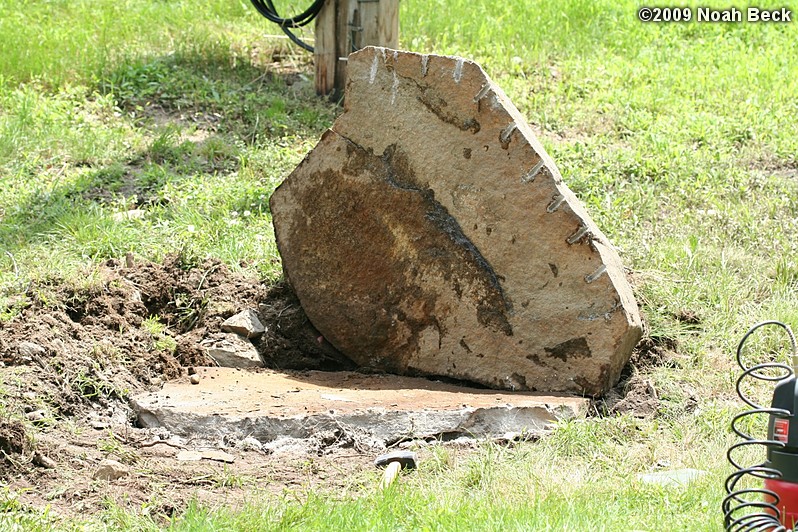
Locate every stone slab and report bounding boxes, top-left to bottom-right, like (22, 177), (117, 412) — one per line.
(130, 368), (588, 444)
(270, 47), (642, 396)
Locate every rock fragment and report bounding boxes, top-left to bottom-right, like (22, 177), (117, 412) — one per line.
(270, 47), (642, 395)
(18, 341), (45, 360)
(93, 459), (129, 481)
(33, 452), (56, 469)
(221, 309), (266, 339)
(201, 450), (235, 463)
(200, 333), (262, 369)
(25, 410), (47, 423)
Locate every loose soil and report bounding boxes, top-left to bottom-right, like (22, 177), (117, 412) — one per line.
(0, 255), (657, 522)
(0, 255), (364, 521)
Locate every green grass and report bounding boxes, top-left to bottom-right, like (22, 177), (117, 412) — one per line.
(0, 18), (331, 285)
(3, 428), (732, 530)
(106, 464), (722, 530)
(1, 0), (797, 529)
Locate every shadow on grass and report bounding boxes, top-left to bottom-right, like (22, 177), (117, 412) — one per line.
(97, 46), (335, 143)
(1, 47), (333, 264)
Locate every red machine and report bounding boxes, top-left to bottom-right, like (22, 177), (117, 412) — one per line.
(724, 321), (798, 531)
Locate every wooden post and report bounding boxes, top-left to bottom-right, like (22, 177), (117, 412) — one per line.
(314, 0), (338, 96)
(314, 0), (400, 98)
(374, 0), (400, 47)
(353, 0), (399, 49)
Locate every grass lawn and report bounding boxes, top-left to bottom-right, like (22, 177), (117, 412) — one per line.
(1, 0), (797, 529)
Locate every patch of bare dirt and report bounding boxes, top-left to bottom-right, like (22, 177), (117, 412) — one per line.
(597, 334), (681, 418)
(257, 282), (355, 372)
(0, 419), (29, 455)
(608, 375), (660, 418)
(0, 255), (364, 519)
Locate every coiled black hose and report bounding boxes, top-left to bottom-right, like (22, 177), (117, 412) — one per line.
(723, 320), (798, 531)
(249, 0), (326, 52)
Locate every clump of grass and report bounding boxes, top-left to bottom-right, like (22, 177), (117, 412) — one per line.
(97, 432), (140, 465)
(142, 315), (177, 353)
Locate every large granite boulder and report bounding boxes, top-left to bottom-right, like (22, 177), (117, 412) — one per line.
(270, 47), (642, 396)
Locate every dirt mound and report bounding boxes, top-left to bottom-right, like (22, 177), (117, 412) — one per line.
(597, 334), (683, 418)
(0, 255), (371, 518)
(0, 254), (354, 417)
(0, 419), (31, 460)
(257, 282), (356, 371)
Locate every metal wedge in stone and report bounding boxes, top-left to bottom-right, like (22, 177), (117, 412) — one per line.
(270, 47), (642, 396)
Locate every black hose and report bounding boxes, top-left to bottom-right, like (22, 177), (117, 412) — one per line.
(249, 0), (326, 52)
(251, 0), (325, 27)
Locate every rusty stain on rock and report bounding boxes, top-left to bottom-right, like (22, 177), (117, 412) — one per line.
(270, 48), (643, 396)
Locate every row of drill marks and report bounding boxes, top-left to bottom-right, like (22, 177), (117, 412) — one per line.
(366, 52), (602, 283)
(370, 51), (465, 83)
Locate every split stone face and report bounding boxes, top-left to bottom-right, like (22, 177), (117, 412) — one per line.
(270, 47), (642, 396)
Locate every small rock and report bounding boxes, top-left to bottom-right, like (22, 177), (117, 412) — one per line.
(201, 450), (235, 463)
(33, 452), (56, 469)
(200, 333), (263, 369)
(22, 392), (37, 401)
(176, 450), (202, 461)
(187, 367), (197, 376)
(497, 432), (522, 443)
(91, 421), (110, 430)
(18, 341), (45, 359)
(93, 459), (129, 481)
(149, 376), (162, 387)
(449, 436), (478, 448)
(238, 437), (263, 452)
(221, 310), (266, 339)
(190, 374), (201, 385)
(25, 410), (47, 423)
